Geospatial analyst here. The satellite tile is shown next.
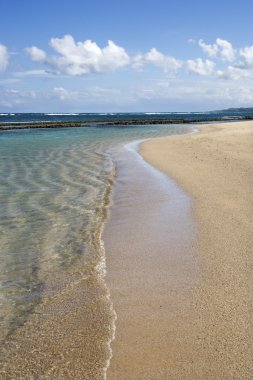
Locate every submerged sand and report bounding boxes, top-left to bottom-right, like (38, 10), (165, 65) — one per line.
(105, 121), (253, 379)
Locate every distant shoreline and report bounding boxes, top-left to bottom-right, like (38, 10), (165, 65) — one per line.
(1, 115), (253, 130)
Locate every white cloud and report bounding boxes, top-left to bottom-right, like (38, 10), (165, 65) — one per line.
(216, 38), (236, 61)
(133, 48), (182, 73)
(132, 53), (145, 69)
(0, 87), (37, 107)
(240, 45), (253, 67)
(26, 46), (47, 62)
(2, 76), (253, 112)
(198, 38), (236, 61)
(0, 44), (9, 71)
(4, 35), (253, 111)
(217, 66), (252, 80)
(187, 58), (215, 75)
(146, 48), (182, 72)
(198, 39), (218, 57)
(27, 36), (183, 76)
(53, 87), (78, 100)
(26, 35), (130, 76)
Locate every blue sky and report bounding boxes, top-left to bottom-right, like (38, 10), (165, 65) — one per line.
(1, 0), (253, 112)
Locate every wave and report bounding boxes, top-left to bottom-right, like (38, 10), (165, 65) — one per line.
(46, 113), (79, 116)
(144, 112), (214, 115)
(144, 112), (162, 115)
(85, 113), (117, 116)
(144, 112), (186, 115)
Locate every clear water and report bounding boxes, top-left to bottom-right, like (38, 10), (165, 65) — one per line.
(0, 123), (192, 343)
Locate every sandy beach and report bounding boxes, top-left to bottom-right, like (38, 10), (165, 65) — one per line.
(105, 121), (253, 379)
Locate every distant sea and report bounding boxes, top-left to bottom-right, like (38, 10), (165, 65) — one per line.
(0, 111), (252, 377)
(0, 110), (253, 124)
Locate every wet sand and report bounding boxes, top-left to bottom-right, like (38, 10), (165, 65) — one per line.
(103, 142), (199, 379)
(105, 121), (253, 379)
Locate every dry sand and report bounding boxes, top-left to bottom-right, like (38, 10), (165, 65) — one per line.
(105, 121), (253, 379)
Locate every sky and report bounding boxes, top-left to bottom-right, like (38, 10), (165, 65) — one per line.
(0, 0), (253, 112)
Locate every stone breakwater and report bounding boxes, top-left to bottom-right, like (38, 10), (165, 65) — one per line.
(1, 116), (253, 130)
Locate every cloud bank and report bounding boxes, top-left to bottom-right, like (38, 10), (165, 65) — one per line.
(1, 35), (253, 111)
(25, 35), (184, 76)
(24, 34), (253, 81)
(26, 35), (130, 75)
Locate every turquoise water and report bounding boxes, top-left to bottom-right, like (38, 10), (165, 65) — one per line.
(0, 124), (190, 343)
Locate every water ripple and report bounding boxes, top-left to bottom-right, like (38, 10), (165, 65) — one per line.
(0, 124), (190, 343)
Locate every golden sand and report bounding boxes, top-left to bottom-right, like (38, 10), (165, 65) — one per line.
(106, 121), (253, 379)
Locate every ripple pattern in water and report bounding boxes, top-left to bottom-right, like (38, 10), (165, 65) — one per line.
(0, 128), (112, 341)
(0, 124), (190, 343)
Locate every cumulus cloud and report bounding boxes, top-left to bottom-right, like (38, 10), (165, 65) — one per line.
(198, 38), (236, 61)
(26, 35), (184, 76)
(133, 48), (182, 73)
(216, 38), (236, 61)
(25, 46), (47, 62)
(187, 58), (215, 76)
(198, 39), (218, 57)
(26, 35), (130, 75)
(21, 35), (253, 89)
(145, 48), (182, 72)
(0, 44), (9, 71)
(217, 66), (252, 80)
(240, 45), (253, 67)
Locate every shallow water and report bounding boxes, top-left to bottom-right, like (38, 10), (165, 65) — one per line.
(0, 123), (191, 378)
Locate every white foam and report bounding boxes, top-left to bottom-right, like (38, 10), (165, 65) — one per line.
(46, 113), (79, 116)
(144, 112), (171, 115)
(99, 238), (117, 380)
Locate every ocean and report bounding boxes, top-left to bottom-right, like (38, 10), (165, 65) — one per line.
(0, 110), (253, 124)
(0, 111), (251, 378)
